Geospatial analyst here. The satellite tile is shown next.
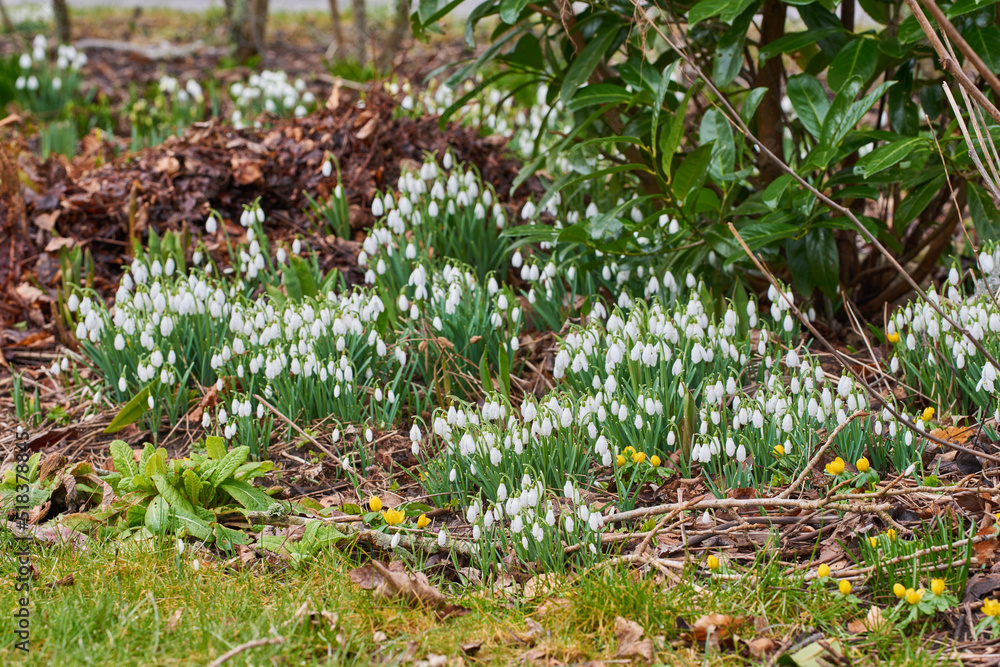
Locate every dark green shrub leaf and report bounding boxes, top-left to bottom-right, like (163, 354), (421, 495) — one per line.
(968, 182), (1000, 243)
(827, 38), (878, 92)
(786, 74), (829, 139)
(560, 27), (620, 104)
(853, 137), (925, 178)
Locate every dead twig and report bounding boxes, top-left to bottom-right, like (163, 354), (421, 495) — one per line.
(207, 637), (285, 667)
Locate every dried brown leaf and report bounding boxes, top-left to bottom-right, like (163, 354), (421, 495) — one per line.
(615, 616), (653, 663)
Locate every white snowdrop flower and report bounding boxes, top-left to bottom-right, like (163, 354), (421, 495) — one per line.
(114, 333), (126, 350)
(292, 239), (302, 254)
(371, 198), (384, 217)
(736, 444), (747, 462)
(980, 251), (995, 274)
(521, 201), (536, 219)
(365, 428), (373, 442)
(438, 529), (447, 547)
(391, 532), (401, 548)
(118, 376), (127, 392)
(949, 266), (960, 285)
(147, 395), (155, 410)
(321, 160), (333, 177)
(781, 413), (793, 432)
(512, 251), (523, 268)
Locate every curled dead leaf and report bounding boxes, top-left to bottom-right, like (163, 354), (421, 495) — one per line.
(615, 616), (653, 663)
(350, 561), (470, 619)
(847, 606), (888, 634)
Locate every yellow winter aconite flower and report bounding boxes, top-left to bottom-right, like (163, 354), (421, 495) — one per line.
(931, 579), (946, 596)
(369, 496), (383, 512)
(825, 457), (845, 475)
(773, 444), (785, 457)
(922, 407), (935, 422)
(624, 445), (636, 457)
(632, 451), (646, 464)
(887, 331), (900, 343)
(383, 508), (404, 526)
(893, 583), (906, 598)
(839, 580), (852, 595)
(616, 454), (626, 467)
(650, 455), (661, 467)
(707, 555), (720, 570)
(868, 536), (878, 548)
(984, 599), (1000, 616)
(856, 457), (870, 472)
(417, 514), (430, 529)
(906, 588), (923, 605)
(886, 528), (897, 541)
(817, 564), (830, 578)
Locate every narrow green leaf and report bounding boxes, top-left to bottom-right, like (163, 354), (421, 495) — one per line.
(479, 349), (495, 394)
(806, 228), (840, 297)
(560, 27), (619, 104)
(894, 174), (946, 227)
(740, 87), (768, 125)
(498, 345), (511, 399)
(566, 83), (633, 111)
(968, 182), (1000, 243)
(673, 144), (713, 206)
(762, 174), (795, 210)
(853, 137), (925, 178)
(104, 385), (150, 434)
(737, 220), (799, 250)
(758, 28), (843, 62)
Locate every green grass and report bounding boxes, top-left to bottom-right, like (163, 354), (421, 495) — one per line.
(0, 530), (958, 665)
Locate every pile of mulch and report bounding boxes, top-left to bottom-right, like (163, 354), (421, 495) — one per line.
(0, 86), (537, 353)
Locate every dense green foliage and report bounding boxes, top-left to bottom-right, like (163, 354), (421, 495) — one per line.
(415, 0), (1000, 315)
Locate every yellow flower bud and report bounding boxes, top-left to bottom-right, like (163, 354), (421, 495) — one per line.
(887, 331), (900, 343)
(616, 454), (626, 467)
(774, 444), (785, 457)
(817, 563), (830, 578)
(632, 451), (646, 464)
(893, 583), (906, 598)
(922, 407), (935, 422)
(417, 513), (430, 529)
(650, 455), (661, 467)
(707, 555), (720, 570)
(856, 457), (870, 473)
(886, 528), (897, 541)
(906, 588), (922, 605)
(868, 536), (878, 548)
(839, 580), (852, 595)
(931, 579), (945, 596)
(369, 496), (383, 512)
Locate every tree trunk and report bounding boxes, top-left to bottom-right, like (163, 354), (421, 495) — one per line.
(53, 0), (70, 43)
(352, 0), (367, 64)
(754, 0), (787, 184)
(0, 0), (15, 34)
(229, 0), (269, 63)
(328, 0), (344, 54)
